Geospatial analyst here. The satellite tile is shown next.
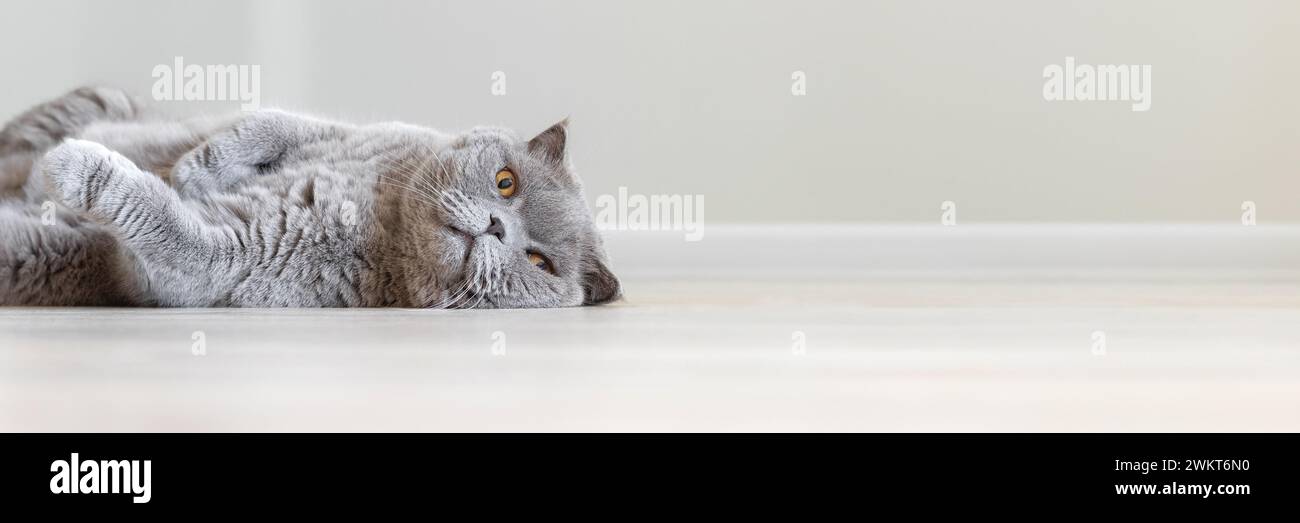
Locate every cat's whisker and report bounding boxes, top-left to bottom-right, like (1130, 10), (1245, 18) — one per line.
(426, 278), (473, 309)
(372, 145), (458, 214)
(373, 178), (444, 210)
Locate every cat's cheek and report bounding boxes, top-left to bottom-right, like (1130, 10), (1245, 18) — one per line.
(429, 232), (468, 276)
(563, 283), (586, 307)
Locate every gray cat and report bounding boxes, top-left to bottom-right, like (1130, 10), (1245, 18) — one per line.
(0, 87), (620, 308)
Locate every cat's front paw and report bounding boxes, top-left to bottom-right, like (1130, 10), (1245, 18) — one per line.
(41, 139), (120, 212)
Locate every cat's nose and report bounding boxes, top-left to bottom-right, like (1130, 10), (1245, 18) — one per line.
(484, 215), (506, 242)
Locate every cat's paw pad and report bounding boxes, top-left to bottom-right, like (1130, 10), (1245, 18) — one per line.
(42, 139), (121, 212)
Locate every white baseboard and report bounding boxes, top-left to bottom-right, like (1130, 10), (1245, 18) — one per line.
(600, 224), (1300, 281)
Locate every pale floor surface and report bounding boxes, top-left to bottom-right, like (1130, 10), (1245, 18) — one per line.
(3, 277), (1300, 432)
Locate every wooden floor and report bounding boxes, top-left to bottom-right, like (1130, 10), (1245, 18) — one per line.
(4, 275), (1300, 431)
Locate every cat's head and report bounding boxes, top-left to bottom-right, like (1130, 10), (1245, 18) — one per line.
(384, 120), (620, 309)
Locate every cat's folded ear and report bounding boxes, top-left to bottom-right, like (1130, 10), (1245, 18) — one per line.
(582, 255), (621, 305)
(527, 118), (569, 166)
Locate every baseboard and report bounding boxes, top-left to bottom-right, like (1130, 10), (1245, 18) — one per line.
(600, 224), (1300, 281)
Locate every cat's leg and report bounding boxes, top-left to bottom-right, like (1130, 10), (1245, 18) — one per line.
(3, 87), (144, 203)
(171, 110), (333, 197)
(0, 86), (142, 157)
(41, 139), (241, 306)
(0, 202), (141, 305)
(0, 155), (33, 200)
(76, 114), (244, 185)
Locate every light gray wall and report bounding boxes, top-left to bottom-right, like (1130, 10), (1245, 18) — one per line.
(3, 0), (1297, 223)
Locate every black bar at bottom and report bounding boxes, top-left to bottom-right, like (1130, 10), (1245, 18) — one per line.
(1, 434), (1294, 512)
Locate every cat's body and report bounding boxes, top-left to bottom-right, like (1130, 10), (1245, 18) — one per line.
(0, 87), (619, 308)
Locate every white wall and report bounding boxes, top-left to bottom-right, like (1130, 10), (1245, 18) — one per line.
(3, 0), (1297, 223)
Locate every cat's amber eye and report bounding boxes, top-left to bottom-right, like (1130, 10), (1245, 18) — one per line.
(495, 169), (517, 198)
(527, 252), (554, 274)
